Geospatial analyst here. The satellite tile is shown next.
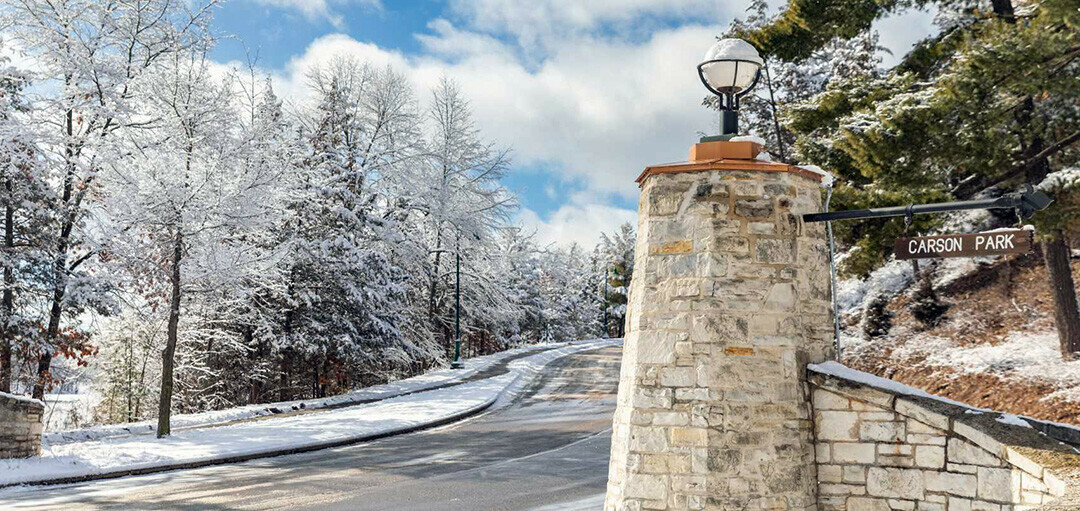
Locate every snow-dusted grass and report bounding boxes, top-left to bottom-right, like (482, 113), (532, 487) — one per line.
(44, 342), (565, 445)
(0, 339), (620, 487)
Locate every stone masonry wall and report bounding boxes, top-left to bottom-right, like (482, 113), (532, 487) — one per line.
(810, 368), (1073, 510)
(0, 391), (44, 459)
(605, 163), (833, 511)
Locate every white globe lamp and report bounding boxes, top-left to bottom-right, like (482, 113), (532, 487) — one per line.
(698, 38), (763, 137)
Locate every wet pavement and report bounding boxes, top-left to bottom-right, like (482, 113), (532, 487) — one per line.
(0, 346), (622, 511)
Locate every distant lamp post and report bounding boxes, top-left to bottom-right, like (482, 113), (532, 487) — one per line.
(698, 38), (763, 138)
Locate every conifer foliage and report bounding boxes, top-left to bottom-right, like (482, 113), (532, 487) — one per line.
(740, 0), (1080, 358)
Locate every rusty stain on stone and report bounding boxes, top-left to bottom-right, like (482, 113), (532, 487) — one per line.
(725, 346), (755, 356)
(651, 240), (693, 254)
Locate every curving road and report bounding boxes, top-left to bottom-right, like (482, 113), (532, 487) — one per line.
(0, 346), (621, 511)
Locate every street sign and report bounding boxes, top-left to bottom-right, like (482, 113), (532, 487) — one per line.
(894, 229), (1034, 260)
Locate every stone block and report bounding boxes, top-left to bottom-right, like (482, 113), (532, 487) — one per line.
(847, 497), (891, 510)
(833, 443), (877, 464)
(976, 467), (1017, 502)
(867, 467), (925, 500)
(948, 497), (973, 511)
(754, 238), (795, 265)
(660, 367), (696, 388)
(734, 199), (773, 218)
(895, 399), (950, 431)
(948, 438), (1002, 467)
(1004, 448), (1042, 479)
(630, 427), (670, 453)
(844, 465), (867, 484)
(925, 471), (976, 497)
(669, 427), (707, 447)
(815, 411), (859, 441)
(818, 464), (842, 483)
(914, 445), (945, 469)
(860, 421), (906, 443)
(625, 474), (668, 500)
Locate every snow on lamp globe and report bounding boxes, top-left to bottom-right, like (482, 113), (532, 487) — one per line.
(698, 37), (763, 138)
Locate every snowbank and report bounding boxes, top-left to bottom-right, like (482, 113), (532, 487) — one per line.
(44, 342), (565, 445)
(0, 339), (620, 488)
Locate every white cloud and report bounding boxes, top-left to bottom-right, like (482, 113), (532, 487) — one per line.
(250, 0), (382, 29)
(447, 0), (737, 51)
(262, 23), (725, 201)
(245, 1), (942, 245)
(518, 202), (638, 249)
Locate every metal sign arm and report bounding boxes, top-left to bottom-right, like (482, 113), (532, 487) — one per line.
(802, 185), (1052, 223)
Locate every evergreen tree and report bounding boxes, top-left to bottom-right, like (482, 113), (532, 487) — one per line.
(745, 0), (1080, 356)
(599, 223), (636, 338)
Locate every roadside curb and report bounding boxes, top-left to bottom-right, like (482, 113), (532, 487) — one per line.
(1, 339), (620, 490)
(0, 394), (498, 490)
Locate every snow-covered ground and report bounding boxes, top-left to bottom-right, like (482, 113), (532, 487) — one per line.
(889, 330), (1080, 403)
(44, 341), (568, 445)
(0, 339), (620, 488)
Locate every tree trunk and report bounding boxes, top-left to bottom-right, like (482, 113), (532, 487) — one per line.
(34, 105), (79, 400)
(156, 229), (183, 438)
(245, 326), (259, 404)
(279, 349), (290, 402)
(0, 201), (12, 393)
(1043, 234), (1080, 359)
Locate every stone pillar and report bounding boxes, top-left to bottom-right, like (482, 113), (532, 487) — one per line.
(605, 140), (833, 511)
(0, 391), (44, 459)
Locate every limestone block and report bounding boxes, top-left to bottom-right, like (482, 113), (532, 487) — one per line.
(913, 445), (946, 469)
(631, 427), (670, 453)
(815, 411), (860, 441)
(733, 198), (773, 218)
(948, 438), (1002, 467)
(819, 464), (842, 483)
(660, 367), (696, 388)
(925, 471), (977, 497)
(754, 238), (795, 265)
(860, 421), (906, 443)
(844, 465), (867, 484)
(976, 467), (1018, 503)
(813, 390), (851, 411)
(626, 474), (669, 500)
(847, 497), (891, 510)
(833, 443), (877, 464)
(867, 467), (925, 500)
(895, 399), (950, 431)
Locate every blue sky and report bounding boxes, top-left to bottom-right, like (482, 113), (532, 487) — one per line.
(209, 0), (936, 248)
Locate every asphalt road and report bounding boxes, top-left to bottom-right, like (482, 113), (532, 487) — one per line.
(0, 346), (621, 511)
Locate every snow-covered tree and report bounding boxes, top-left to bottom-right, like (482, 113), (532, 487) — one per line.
(418, 76), (514, 356)
(598, 222), (635, 338)
(0, 44), (53, 394)
(103, 49), (283, 436)
(3, 0), (218, 399)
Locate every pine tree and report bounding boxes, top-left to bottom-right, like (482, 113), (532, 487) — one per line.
(745, 0), (1080, 356)
(599, 223), (636, 338)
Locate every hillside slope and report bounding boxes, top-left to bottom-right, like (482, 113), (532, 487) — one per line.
(839, 249), (1080, 426)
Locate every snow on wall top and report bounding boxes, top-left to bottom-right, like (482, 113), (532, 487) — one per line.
(703, 38), (763, 64)
(797, 164), (835, 188)
(0, 390), (44, 408)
